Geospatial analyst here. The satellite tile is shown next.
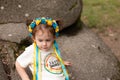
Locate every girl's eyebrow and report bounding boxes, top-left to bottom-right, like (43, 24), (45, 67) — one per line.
(37, 37), (52, 40)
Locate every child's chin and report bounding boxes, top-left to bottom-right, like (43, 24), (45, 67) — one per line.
(42, 49), (49, 52)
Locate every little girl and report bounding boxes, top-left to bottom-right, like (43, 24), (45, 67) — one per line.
(15, 17), (71, 80)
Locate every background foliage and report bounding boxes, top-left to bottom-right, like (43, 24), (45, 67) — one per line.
(81, 0), (120, 32)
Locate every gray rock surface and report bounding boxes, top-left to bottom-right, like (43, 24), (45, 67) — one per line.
(0, 23), (29, 43)
(0, 0), (82, 30)
(0, 59), (8, 80)
(57, 24), (120, 80)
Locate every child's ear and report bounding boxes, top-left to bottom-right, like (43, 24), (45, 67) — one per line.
(31, 36), (36, 42)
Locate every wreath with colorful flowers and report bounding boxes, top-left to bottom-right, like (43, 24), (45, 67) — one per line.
(28, 17), (59, 37)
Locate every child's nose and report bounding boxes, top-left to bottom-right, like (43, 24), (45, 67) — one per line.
(43, 41), (47, 46)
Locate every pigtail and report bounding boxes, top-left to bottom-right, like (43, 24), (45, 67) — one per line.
(26, 19), (33, 27)
(56, 19), (62, 26)
(55, 19), (63, 30)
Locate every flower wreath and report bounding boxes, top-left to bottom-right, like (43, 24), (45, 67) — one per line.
(28, 17), (59, 37)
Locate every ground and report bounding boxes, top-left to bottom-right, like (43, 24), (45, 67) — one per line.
(92, 27), (120, 61)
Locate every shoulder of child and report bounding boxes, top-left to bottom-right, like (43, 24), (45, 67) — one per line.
(25, 43), (34, 52)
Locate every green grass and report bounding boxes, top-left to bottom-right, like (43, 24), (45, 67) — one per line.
(81, 0), (120, 32)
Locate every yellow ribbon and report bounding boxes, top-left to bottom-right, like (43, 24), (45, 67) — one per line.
(33, 43), (42, 80)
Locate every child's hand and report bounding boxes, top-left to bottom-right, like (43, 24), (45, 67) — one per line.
(64, 61), (72, 66)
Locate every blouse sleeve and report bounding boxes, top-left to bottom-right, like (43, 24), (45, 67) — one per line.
(16, 44), (34, 68)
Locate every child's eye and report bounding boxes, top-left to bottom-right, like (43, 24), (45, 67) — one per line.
(46, 39), (51, 42)
(39, 39), (43, 42)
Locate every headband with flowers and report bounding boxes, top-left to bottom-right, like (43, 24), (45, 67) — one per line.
(28, 17), (59, 37)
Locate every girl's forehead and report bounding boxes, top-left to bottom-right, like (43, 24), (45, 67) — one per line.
(35, 29), (54, 38)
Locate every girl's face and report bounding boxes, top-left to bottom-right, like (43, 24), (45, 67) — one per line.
(33, 29), (55, 52)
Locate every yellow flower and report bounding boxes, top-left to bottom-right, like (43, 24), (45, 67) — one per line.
(29, 27), (32, 32)
(36, 20), (41, 25)
(47, 20), (52, 26)
(55, 26), (59, 32)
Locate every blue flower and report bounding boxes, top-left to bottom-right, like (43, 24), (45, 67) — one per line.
(41, 18), (46, 24)
(30, 22), (36, 29)
(52, 22), (58, 29)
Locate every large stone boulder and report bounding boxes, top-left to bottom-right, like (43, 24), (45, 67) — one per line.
(0, 0), (82, 43)
(0, 0), (82, 30)
(0, 22), (120, 80)
(0, 23), (29, 43)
